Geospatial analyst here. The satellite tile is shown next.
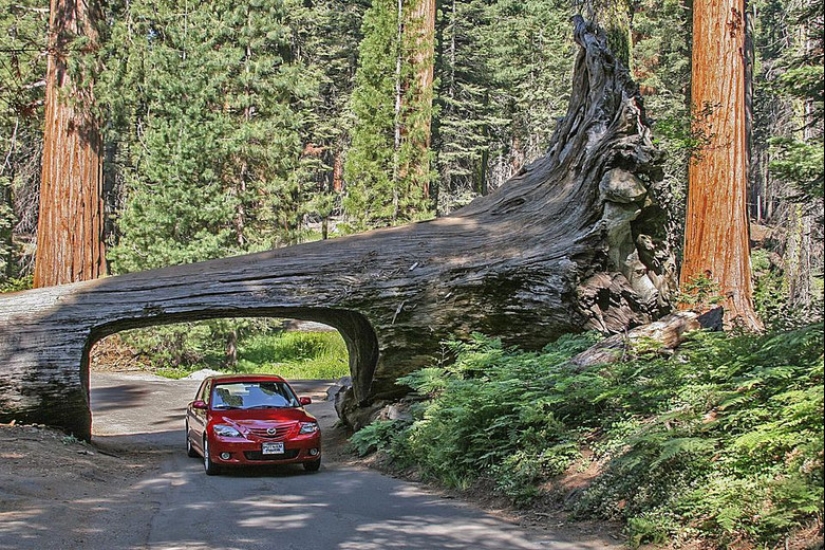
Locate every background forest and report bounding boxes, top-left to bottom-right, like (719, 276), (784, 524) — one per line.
(2, 0), (822, 374)
(1, 0), (822, 326)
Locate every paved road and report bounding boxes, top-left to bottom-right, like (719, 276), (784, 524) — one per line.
(85, 371), (620, 550)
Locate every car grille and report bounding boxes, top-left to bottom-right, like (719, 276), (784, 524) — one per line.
(243, 450), (300, 461)
(245, 424), (294, 441)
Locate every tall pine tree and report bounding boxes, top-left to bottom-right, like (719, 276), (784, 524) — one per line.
(433, 0), (573, 213)
(759, 0), (824, 320)
(290, 0), (367, 238)
(680, 0), (762, 330)
(34, 0), (107, 287)
(343, 0), (436, 231)
(101, 0), (319, 272)
(0, 0), (48, 284)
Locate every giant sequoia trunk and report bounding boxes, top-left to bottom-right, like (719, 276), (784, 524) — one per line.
(0, 18), (675, 439)
(680, 0), (761, 330)
(34, 0), (106, 288)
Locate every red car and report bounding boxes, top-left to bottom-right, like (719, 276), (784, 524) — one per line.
(185, 374), (322, 475)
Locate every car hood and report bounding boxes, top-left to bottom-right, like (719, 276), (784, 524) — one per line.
(210, 407), (317, 426)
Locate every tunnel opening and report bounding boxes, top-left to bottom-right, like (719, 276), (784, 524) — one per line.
(90, 318), (348, 381)
(82, 307), (379, 445)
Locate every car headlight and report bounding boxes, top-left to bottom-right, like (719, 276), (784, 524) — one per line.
(213, 424), (243, 438)
(299, 422), (319, 435)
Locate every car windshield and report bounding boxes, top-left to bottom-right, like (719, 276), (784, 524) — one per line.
(211, 381), (300, 410)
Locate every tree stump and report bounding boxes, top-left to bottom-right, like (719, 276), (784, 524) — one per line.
(0, 17), (675, 439)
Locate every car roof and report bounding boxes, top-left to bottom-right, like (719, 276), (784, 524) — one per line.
(206, 374), (288, 384)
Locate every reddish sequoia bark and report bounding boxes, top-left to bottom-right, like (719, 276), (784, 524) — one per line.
(679, 0), (761, 330)
(34, 0), (106, 288)
(1, 18), (675, 438)
(408, 0), (436, 161)
(391, 0), (436, 208)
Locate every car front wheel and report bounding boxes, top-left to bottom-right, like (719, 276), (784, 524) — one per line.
(186, 422), (198, 458)
(303, 458), (321, 472)
(203, 437), (221, 476)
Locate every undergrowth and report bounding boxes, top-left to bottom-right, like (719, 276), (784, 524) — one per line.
(117, 323), (349, 380)
(350, 325), (824, 548)
(234, 331), (349, 380)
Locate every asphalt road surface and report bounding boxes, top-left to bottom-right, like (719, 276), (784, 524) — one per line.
(77, 371), (620, 550)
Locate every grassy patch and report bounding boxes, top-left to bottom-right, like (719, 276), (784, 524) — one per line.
(234, 331), (349, 380)
(114, 322), (349, 380)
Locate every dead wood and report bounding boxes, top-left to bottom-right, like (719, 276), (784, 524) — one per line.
(569, 307), (723, 371)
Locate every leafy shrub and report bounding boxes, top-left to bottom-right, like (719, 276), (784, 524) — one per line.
(575, 325), (825, 546)
(380, 332), (600, 500)
(0, 274), (33, 293)
(751, 248), (822, 330)
(359, 325), (824, 547)
(349, 419), (409, 457)
(119, 323), (217, 369)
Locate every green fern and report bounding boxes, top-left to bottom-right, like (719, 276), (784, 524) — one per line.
(358, 324), (824, 547)
(651, 437), (717, 469)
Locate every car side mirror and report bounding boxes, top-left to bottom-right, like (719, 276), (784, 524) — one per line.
(299, 397), (312, 406)
(191, 400), (207, 410)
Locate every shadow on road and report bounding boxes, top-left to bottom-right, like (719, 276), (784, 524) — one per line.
(89, 384), (152, 412)
(29, 372), (620, 550)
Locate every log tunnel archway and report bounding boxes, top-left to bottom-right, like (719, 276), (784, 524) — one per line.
(1, 282), (385, 441)
(84, 307), (380, 392)
(0, 18), (677, 440)
(81, 309), (378, 437)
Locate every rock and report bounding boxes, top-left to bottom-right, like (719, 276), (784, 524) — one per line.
(376, 402), (414, 422)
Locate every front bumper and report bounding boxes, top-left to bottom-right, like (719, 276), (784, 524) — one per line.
(208, 434), (321, 466)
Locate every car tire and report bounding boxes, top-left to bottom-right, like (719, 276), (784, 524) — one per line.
(186, 422), (198, 458)
(203, 437), (221, 476)
(303, 458), (321, 472)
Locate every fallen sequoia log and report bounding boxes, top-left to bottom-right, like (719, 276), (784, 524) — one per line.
(0, 17), (676, 439)
(568, 307), (723, 371)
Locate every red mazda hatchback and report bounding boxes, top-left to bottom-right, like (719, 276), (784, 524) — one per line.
(185, 374), (322, 475)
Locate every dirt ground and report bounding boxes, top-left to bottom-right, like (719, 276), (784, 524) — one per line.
(0, 422), (146, 547)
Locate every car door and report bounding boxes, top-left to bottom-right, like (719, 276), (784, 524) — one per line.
(187, 379), (211, 452)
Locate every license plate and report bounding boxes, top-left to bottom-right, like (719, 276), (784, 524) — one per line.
(262, 442), (284, 455)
